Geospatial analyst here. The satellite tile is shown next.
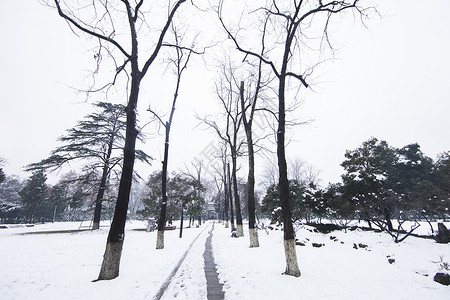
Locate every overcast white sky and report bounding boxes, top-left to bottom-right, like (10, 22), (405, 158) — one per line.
(1, 0), (449, 188)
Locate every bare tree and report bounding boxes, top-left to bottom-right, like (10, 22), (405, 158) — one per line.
(260, 156), (278, 190)
(237, 14), (271, 248)
(148, 24), (197, 250)
(220, 147), (230, 229)
(227, 162), (235, 231)
(218, 0), (368, 277)
(288, 157), (320, 186)
(199, 60), (246, 237)
(288, 157), (306, 184)
(209, 144), (232, 229)
(50, 0), (188, 280)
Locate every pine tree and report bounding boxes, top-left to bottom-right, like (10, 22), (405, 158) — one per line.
(26, 102), (151, 229)
(19, 171), (48, 223)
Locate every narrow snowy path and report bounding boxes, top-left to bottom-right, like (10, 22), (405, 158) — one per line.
(153, 223), (208, 299)
(158, 221), (224, 300)
(203, 222), (225, 300)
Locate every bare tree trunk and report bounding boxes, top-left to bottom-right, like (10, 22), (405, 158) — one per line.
(92, 135), (114, 230)
(98, 74), (140, 280)
(240, 81), (259, 247)
(231, 153), (244, 237)
(179, 203), (184, 238)
(227, 163), (235, 232)
(278, 71), (300, 277)
(156, 131), (170, 249)
(223, 161), (229, 228)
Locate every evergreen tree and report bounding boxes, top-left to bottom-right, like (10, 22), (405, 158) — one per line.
(340, 138), (442, 235)
(0, 169), (5, 184)
(395, 143), (434, 217)
(431, 151), (450, 219)
(0, 176), (25, 223)
(0, 158), (5, 184)
(26, 102), (151, 229)
(47, 184), (67, 222)
(341, 138), (398, 231)
(262, 179), (322, 224)
(19, 171), (48, 223)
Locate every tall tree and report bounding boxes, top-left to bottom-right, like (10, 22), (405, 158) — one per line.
(50, 0), (187, 280)
(240, 81), (259, 247)
(148, 25), (196, 250)
(217, 0), (370, 277)
(200, 60), (245, 237)
(26, 102), (150, 229)
(220, 149), (230, 228)
(218, 0), (366, 276)
(227, 162), (235, 231)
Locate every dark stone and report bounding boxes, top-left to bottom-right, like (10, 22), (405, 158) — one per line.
(358, 243), (368, 248)
(388, 258), (396, 264)
(307, 223), (342, 234)
(435, 223), (450, 244)
(433, 272), (450, 286)
(312, 243), (324, 248)
(330, 236), (337, 240)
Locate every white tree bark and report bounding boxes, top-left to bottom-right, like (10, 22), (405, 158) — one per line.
(98, 241), (124, 280)
(283, 239), (301, 277)
(156, 230), (164, 250)
(236, 224), (244, 237)
(249, 228), (259, 248)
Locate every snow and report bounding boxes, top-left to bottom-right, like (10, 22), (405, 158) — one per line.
(1, 220), (449, 299)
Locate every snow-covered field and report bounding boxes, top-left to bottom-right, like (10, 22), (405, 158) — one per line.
(1, 220), (449, 299)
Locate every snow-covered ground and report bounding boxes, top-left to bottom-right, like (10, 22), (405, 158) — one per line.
(1, 220), (449, 299)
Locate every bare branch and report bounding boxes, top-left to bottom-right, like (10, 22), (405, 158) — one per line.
(133, 0), (144, 22)
(141, 0), (187, 77)
(54, 0), (130, 58)
(285, 72), (309, 88)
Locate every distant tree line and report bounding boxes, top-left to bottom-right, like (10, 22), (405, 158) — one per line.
(0, 168), (206, 226)
(0, 170), (102, 224)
